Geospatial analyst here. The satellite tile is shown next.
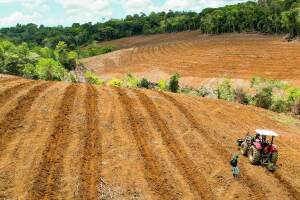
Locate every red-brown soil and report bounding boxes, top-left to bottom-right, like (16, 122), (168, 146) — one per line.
(0, 74), (300, 199)
(81, 32), (300, 87)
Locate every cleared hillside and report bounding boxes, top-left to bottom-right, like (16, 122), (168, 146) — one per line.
(0, 74), (300, 199)
(82, 32), (300, 87)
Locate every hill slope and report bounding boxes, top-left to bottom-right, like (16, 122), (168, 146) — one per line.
(81, 32), (300, 87)
(0, 75), (300, 199)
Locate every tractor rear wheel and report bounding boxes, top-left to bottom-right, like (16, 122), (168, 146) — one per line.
(270, 151), (279, 164)
(248, 146), (261, 165)
(240, 142), (248, 156)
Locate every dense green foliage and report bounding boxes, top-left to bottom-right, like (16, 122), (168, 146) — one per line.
(157, 80), (169, 91)
(123, 74), (141, 88)
(200, 0), (300, 38)
(169, 73), (180, 93)
(107, 78), (124, 87)
(0, 0), (299, 49)
(139, 78), (151, 89)
(84, 71), (104, 85)
(0, 40), (75, 81)
(0, 11), (200, 49)
(217, 79), (236, 101)
(77, 43), (116, 59)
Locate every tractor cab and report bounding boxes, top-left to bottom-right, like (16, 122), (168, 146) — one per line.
(253, 130), (278, 155)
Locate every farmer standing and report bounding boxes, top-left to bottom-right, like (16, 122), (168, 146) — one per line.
(230, 154), (240, 178)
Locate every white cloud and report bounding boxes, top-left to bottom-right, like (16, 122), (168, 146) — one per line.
(0, 0), (49, 12)
(122, 0), (158, 14)
(0, 0), (249, 27)
(0, 11), (41, 27)
(121, 0), (247, 17)
(162, 0), (247, 12)
(55, 0), (116, 24)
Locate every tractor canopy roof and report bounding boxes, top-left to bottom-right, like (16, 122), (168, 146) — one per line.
(255, 129), (279, 137)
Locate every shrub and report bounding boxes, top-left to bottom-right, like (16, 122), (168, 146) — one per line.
(245, 94), (256, 105)
(250, 76), (286, 90)
(181, 87), (193, 95)
(139, 78), (150, 89)
(35, 58), (68, 81)
(235, 88), (248, 104)
(108, 79), (123, 87)
(168, 73), (180, 93)
(23, 63), (38, 79)
(157, 80), (168, 91)
(271, 94), (290, 113)
(124, 73), (140, 88)
(287, 87), (300, 104)
(292, 100), (300, 115)
(67, 51), (78, 70)
(84, 71), (104, 85)
(286, 87), (300, 115)
(254, 87), (273, 109)
(217, 79), (236, 101)
(250, 76), (266, 88)
(36, 47), (55, 59)
(197, 86), (209, 97)
(78, 44), (117, 59)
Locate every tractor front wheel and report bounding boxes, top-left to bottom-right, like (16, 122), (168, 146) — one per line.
(240, 142), (248, 156)
(248, 146), (261, 165)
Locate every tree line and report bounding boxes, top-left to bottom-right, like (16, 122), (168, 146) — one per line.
(200, 0), (300, 38)
(1, 0), (298, 50)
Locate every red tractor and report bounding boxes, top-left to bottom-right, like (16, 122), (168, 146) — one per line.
(237, 130), (279, 171)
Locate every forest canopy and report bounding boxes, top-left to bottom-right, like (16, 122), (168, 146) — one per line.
(0, 0), (300, 50)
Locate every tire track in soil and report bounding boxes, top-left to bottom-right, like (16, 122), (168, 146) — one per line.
(114, 87), (182, 200)
(133, 90), (215, 200)
(28, 84), (79, 200)
(0, 82), (53, 155)
(0, 80), (36, 107)
(78, 84), (101, 200)
(158, 92), (299, 200)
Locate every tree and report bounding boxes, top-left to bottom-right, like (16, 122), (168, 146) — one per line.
(169, 73), (180, 93)
(35, 58), (68, 81)
(217, 79), (236, 101)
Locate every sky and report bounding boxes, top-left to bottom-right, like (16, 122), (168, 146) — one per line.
(0, 0), (248, 28)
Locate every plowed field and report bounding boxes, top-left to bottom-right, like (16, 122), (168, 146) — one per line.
(81, 32), (300, 87)
(0, 74), (300, 199)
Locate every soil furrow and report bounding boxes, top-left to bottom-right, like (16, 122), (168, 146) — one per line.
(0, 80), (36, 107)
(134, 90), (214, 200)
(114, 87), (181, 199)
(0, 82), (53, 155)
(78, 84), (101, 200)
(157, 92), (288, 200)
(0, 82), (53, 199)
(273, 172), (300, 200)
(28, 84), (78, 200)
